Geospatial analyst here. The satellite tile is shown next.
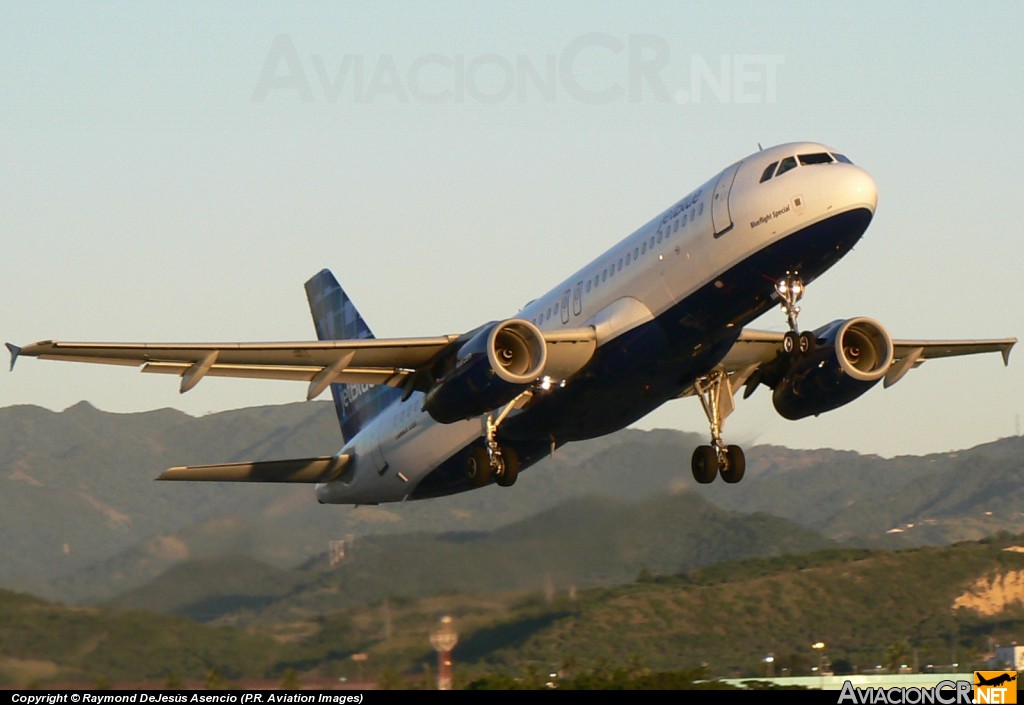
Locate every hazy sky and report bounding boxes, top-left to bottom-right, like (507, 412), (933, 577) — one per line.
(2, 1), (1021, 458)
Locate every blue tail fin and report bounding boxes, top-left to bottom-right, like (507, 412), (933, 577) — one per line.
(305, 269), (402, 442)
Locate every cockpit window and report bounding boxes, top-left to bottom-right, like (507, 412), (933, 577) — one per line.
(775, 156), (798, 177)
(760, 161), (778, 183)
(831, 152), (853, 164)
(798, 152), (833, 165)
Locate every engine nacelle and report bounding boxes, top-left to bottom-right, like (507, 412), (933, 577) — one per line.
(423, 318), (547, 423)
(772, 317), (894, 420)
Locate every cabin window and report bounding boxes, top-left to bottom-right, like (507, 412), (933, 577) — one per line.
(831, 152), (853, 164)
(625, 252), (631, 265)
(602, 269), (607, 282)
(649, 236), (655, 249)
(674, 219), (680, 232)
(689, 209), (695, 222)
(617, 258), (623, 271)
(641, 241), (647, 255)
(798, 152), (833, 165)
(633, 246), (639, 259)
(776, 156), (798, 176)
(698, 202), (704, 215)
(760, 161), (779, 182)
(585, 280), (591, 293)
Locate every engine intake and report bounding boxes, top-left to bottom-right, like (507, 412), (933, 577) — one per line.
(772, 317), (894, 420)
(423, 319), (547, 423)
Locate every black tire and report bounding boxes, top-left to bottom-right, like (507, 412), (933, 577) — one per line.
(798, 331), (816, 354)
(782, 331), (797, 354)
(466, 446), (493, 488)
(691, 445), (718, 484)
(720, 445), (746, 483)
(496, 446), (520, 487)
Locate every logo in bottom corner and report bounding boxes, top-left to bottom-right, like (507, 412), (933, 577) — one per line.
(974, 671), (1017, 704)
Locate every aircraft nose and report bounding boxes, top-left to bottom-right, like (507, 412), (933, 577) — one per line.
(846, 165), (878, 214)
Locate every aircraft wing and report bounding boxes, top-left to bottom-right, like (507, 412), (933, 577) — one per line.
(6, 325), (599, 400)
(704, 328), (1017, 395)
(7, 337), (461, 398)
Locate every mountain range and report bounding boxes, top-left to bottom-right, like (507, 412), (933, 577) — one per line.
(2, 401), (1022, 607)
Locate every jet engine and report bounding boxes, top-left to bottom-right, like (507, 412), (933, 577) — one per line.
(772, 317), (894, 420)
(423, 319), (547, 423)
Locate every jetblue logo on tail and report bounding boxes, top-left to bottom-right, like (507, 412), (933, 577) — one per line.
(305, 269), (401, 441)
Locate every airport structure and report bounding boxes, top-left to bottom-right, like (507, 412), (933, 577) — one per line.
(725, 672), (976, 691)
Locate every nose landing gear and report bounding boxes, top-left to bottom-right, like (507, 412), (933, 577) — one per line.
(776, 271), (816, 356)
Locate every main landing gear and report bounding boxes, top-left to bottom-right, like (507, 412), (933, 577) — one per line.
(691, 369), (746, 484)
(690, 272), (813, 485)
(465, 389), (533, 489)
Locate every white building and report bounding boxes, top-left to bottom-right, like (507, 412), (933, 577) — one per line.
(993, 645), (1024, 671)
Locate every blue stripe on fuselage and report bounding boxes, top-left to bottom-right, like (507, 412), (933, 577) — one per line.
(408, 207), (873, 500)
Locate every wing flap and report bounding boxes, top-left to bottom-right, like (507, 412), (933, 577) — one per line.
(140, 361), (406, 386)
(158, 454), (350, 483)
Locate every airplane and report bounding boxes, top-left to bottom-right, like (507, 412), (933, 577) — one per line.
(7, 141), (1017, 505)
(976, 673), (1017, 688)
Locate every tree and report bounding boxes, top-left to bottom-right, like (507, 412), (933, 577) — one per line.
(279, 669), (300, 689)
(885, 641), (911, 672)
(205, 669), (227, 690)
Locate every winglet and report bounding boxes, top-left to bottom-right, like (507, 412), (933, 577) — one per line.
(1002, 340), (1017, 367)
(5, 343), (21, 371)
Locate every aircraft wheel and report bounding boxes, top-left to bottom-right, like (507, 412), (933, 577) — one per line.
(782, 331), (798, 355)
(720, 445), (746, 483)
(466, 446), (493, 488)
(798, 331), (816, 354)
(496, 446), (520, 487)
(691, 445), (718, 484)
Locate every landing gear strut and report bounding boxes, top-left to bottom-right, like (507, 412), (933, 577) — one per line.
(776, 271), (816, 356)
(691, 369), (746, 484)
(468, 389), (533, 488)
(691, 272), (820, 485)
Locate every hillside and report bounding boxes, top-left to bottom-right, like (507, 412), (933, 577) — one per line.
(2, 401), (1022, 605)
(106, 491), (835, 619)
(490, 536), (1024, 677)
(0, 588), (282, 687)
(234, 533), (1024, 682)
(7, 535), (1024, 687)
(702, 436), (1024, 545)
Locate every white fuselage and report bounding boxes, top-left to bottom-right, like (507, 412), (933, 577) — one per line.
(315, 141), (878, 504)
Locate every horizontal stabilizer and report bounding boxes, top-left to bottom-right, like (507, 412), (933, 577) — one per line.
(157, 455), (349, 483)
